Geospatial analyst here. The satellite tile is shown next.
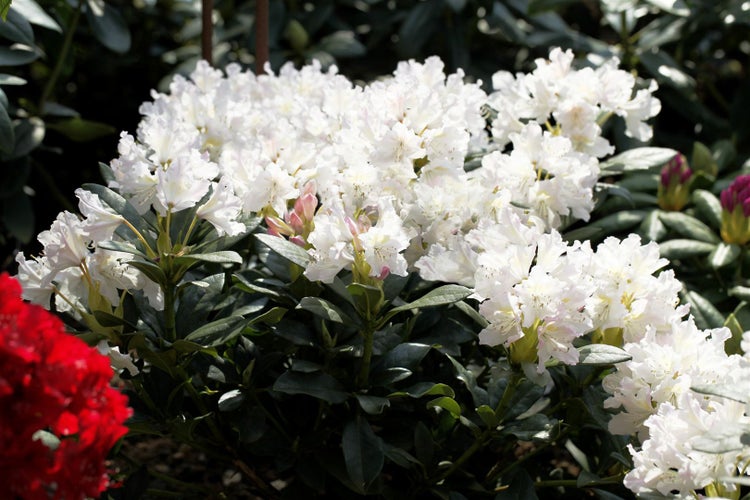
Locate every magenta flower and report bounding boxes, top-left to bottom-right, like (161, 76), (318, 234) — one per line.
(657, 154), (692, 211)
(720, 174), (750, 244)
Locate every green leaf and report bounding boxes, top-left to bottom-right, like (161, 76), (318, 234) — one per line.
(47, 117), (116, 142)
(382, 443), (421, 469)
(173, 251), (243, 267)
(184, 316), (247, 347)
(342, 416), (384, 494)
(6, 116), (43, 159)
(389, 284), (472, 314)
(297, 296), (355, 324)
(599, 147), (678, 174)
(0, 73), (26, 85)
(712, 139), (736, 173)
(85, 0), (131, 53)
(273, 371), (348, 404)
(709, 243), (741, 269)
(255, 232), (310, 268)
(692, 189), (722, 230)
(587, 210), (648, 236)
(0, 45), (38, 65)
(1, 190), (33, 243)
(97, 239), (146, 258)
(389, 382), (455, 399)
(218, 389), (245, 412)
(723, 313), (743, 356)
(578, 344), (632, 365)
(658, 212), (720, 243)
(316, 30), (365, 58)
(729, 287), (750, 302)
(0, 0), (10, 21)
(0, 8), (34, 45)
(379, 343), (431, 371)
(657, 239), (716, 259)
(81, 183), (154, 243)
(683, 290), (725, 329)
(692, 379), (750, 404)
(639, 210), (667, 242)
(642, 0), (689, 15)
(11, 0), (61, 31)
(355, 394), (390, 415)
(0, 102), (13, 153)
(426, 396), (461, 418)
(127, 259), (167, 287)
(396, 0), (443, 57)
(691, 141), (718, 177)
(476, 405), (499, 428)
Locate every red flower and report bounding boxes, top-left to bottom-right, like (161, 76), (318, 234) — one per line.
(0, 273), (131, 500)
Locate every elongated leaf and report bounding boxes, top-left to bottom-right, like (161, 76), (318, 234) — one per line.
(379, 343), (431, 371)
(389, 382), (455, 399)
(255, 232), (310, 267)
(389, 284), (472, 314)
(639, 210), (667, 242)
(0, 45), (38, 65)
(709, 242), (740, 269)
(11, 0), (61, 31)
(659, 212), (719, 243)
(587, 210), (648, 236)
(0, 74), (26, 85)
(692, 189), (722, 230)
(599, 147), (677, 174)
(184, 316), (246, 347)
(173, 251), (242, 267)
(218, 389), (245, 412)
(47, 117), (116, 142)
(723, 313), (743, 356)
(297, 296), (354, 324)
(657, 239), (715, 259)
(692, 379), (750, 404)
(81, 183), (154, 242)
(0, 9), (34, 45)
(684, 290), (725, 329)
(273, 371), (348, 403)
(0, 0), (9, 20)
(97, 239), (146, 258)
(578, 344), (631, 365)
(317, 31), (365, 58)
(0, 102), (13, 153)
(426, 396), (461, 418)
(127, 259), (167, 287)
(342, 416), (384, 494)
(1, 191), (33, 243)
(85, 0), (131, 53)
(729, 287), (750, 302)
(355, 394), (390, 415)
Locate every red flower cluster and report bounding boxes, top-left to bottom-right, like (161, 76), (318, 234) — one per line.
(0, 273), (131, 499)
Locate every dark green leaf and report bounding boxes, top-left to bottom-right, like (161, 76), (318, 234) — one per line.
(639, 49), (695, 91)
(297, 296), (355, 324)
(81, 183), (154, 243)
(389, 382), (455, 399)
(97, 239), (145, 258)
(578, 344), (631, 365)
(0, 45), (38, 65)
(372, 367), (412, 385)
(587, 210), (648, 236)
(173, 250), (243, 267)
(11, 0), (61, 31)
(383, 443), (421, 468)
(316, 31), (365, 58)
(0, 9), (34, 45)
(0, 103), (14, 154)
(414, 422), (434, 466)
(692, 189), (722, 230)
(1, 190), (33, 243)
(85, 0), (131, 53)
(218, 389), (245, 412)
(639, 210), (667, 242)
(683, 290), (725, 329)
(6, 117), (43, 159)
(273, 371), (348, 404)
(709, 243), (740, 269)
(658, 211), (719, 243)
(255, 232), (310, 268)
(0, 73), (26, 85)
(379, 342), (431, 371)
(657, 239), (716, 259)
(396, 0), (443, 57)
(184, 316), (246, 347)
(729, 287), (750, 302)
(271, 318), (316, 346)
(476, 405), (499, 428)
(599, 147), (677, 174)
(342, 416), (384, 494)
(355, 394), (390, 415)
(47, 117), (116, 142)
(447, 354), (488, 407)
(691, 141), (718, 177)
(127, 259), (167, 287)
(494, 470), (538, 500)
(389, 284), (472, 314)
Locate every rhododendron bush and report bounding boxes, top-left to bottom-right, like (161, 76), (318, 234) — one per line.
(13, 48), (750, 498)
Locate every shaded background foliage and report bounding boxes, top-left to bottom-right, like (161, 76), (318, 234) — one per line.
(2, 0), (750, 264)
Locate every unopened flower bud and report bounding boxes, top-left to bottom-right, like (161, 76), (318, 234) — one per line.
(657, 154), (692, 211)
(720, 174), (750, 245)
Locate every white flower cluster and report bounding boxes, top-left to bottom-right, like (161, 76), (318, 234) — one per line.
(15, 49), (659, 314)
(474, 233), (687, 373)
(603, 313), (750, 496)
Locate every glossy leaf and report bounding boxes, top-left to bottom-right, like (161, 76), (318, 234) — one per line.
(85, 0), (131, 53)
(692, 189), (722, 230)
(218, 389), (245, 412)
(173, 251), (243, 267)
(255, 232), (310, 268)
(0, 74), (26, 85)
(7, 116), (43, 159)
(0, 45), (38, 65)
(683, 290), (725, 329)
(0, 102), (13, 153)
(11, 0), (61, 31)
(0, 9), (34, 45)
(317, 31), (365, 58)
(578, 344), (631, 365)
(297, 296), (355, 325)
(658, 212), (719, 243)
(389, 284), (472, 314)
(708, 242), (740, 269)
(342, 416), (384, 494)
(599, 147), (678, 174)
(47, 117), (116, 142)
(184, 316), (247, 347)
(355, 394), (390, 415)
(426, 396), (461, 418)
(657, 239), (715, 259)
(273, 371), (348, 404)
